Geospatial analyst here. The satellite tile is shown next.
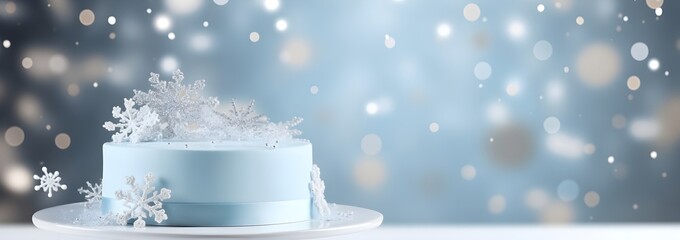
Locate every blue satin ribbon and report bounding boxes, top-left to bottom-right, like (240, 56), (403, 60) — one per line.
(102, 197), (311, 226)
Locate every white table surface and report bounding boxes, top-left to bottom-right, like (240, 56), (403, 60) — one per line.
(2, 224), (680, 240)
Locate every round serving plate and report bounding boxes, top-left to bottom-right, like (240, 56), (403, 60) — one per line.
(33, 202), (382, 239)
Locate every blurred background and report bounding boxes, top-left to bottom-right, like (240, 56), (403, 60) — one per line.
(0, 0), (679, 224)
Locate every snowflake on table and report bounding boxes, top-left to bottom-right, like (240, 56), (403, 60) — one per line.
(114, 173), (171, 228)
(103, 98), (160, 143)
(309, 164), (330, 219)
(132, 69), (219, 139)
(33, 166), (67, 198)
(78, 181), (102, 208)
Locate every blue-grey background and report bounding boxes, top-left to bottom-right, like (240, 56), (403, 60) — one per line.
(0, 0), (679, 223)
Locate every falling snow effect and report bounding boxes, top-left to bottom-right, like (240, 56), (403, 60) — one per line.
(33, 166), (67, 198)
(114, 173), (171, 228)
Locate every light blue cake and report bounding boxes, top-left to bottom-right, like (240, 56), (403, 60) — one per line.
(101, 140), (313, 226)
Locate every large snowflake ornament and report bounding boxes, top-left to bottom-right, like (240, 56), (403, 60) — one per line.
(78, 181), (103, 208)
(309, 164), (331, 218)
(103, 69), (304, 143)
(33, 166), (68, 198)
(114, 173), (171, 228)
(132, 69), (219, 139)
(103, 98), (160, 143)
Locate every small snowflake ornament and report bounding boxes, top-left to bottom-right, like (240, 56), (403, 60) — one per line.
(309, 164), (331, 218)
(103, 98), (160, 143)
(114, 173), (171, 228)
(33, 166), (67, 198)
(78, 181), (103, 208)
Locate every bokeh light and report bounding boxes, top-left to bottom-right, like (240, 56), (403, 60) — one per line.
(533, 40), (553, 61)
(154, 15), (172, 32)
(463, 3), (481, 22)
(249, 32), (260, 42)
(275, 19), (288, 32)
(474, 61), (492, 80)
(54, 133), (71, 150)
(354, 158), (387, 190)
(2, 165), (32, 194)
(575, 16), (584, 25)
(165, 0), (203, 15)
(428, 122), (440, 133)
(436, 23), (451, 39)
(460, 165), (476, 181)
(543, 116), (561, 134)
(78, 9), (95, 26)
(488, 123), (533, 168)
(630, 42), (649, 61)
(264, 0), (280, 12)
(4, 127), (25, 147)
(525, 189), (549, 210)
(648, 58), (660, 71)
(557, 179), (579, 202)
(626, 75), (641, 91)
(361, 134), (382, 156)
(384, 34), (396, 48)
(213, 0), (230, 6)
(575, 43), (620, 87)
(506, 20), (526, 40)
(488, 195), (506, 214)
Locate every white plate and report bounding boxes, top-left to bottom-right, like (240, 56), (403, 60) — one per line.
(33, 202), (383, 239)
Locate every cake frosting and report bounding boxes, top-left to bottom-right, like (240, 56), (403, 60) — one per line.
(102, 141), (313, 226)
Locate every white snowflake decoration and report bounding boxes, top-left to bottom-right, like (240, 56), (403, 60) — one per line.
(309, 164), (330, 218)
(104, 69), (303, 143)
(219, 99), (303, 142)
(114, 173), (171, 228)
(78, 181), (102, 208)
(132, 69), (219, 139)
(103, 98), (160, 143)
(33, 166), (67, 198)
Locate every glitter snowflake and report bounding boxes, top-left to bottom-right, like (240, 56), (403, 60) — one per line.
(103, 98), (160, 143)
(309, 164), (330, 218)
(114, 173), (171, 228)
(33, 166), (67, 198)
(219, 99), (303, 142)
(78, 181), (102, 208)
(132, 69), (219, 139)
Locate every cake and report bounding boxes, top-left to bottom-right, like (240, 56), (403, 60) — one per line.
(100, 70), (330, 227)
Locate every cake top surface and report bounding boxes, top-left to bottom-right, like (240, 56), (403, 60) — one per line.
(102, 69), (303, 144)
(105, 140), (310, 151)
